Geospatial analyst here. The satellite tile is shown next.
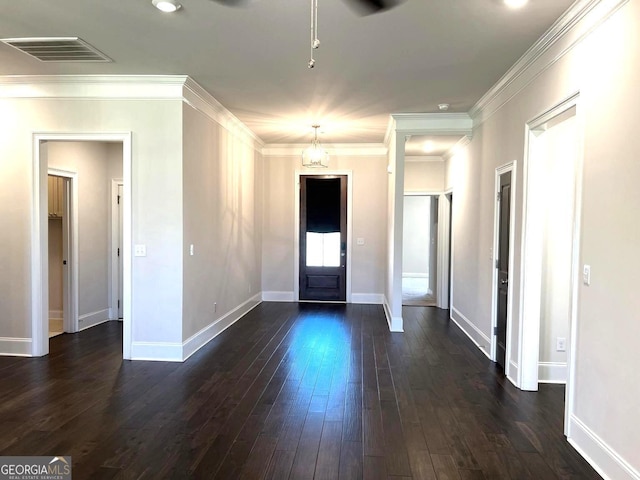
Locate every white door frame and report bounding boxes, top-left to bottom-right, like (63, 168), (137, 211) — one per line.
(490, 161), (517, 380)
(519, 93), (583, 435)
(110, 179), (124, 320)
(294, 170), (353, 302)
(47, 168), (79, 334)
(32, 133), (133, 359)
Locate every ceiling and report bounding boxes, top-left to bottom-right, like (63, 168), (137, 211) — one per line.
(0, 0), (575, 144)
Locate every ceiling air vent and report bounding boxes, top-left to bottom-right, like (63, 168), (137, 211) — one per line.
(0, 37), (111, 62)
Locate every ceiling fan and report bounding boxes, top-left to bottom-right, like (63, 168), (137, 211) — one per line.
(209, 0), (402, 67)
(208, 0), (401, 15)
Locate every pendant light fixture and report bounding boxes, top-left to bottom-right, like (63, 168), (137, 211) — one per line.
(302, 125), (329, 168)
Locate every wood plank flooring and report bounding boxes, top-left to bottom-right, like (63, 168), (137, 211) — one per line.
(0, 303), (601, 479)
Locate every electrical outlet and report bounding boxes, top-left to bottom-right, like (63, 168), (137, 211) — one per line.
(556, 337), (566, 352)
(214, 302), (217, 313)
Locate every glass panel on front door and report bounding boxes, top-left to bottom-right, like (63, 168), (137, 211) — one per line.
(306, 232), (340, 267)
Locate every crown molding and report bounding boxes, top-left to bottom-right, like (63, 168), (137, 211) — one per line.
(0, 74), (188, 98)
(443, 135), (472, 161)
(262, 143), (388, 157)
(469, 0), (630, 127)
(405, 155), (445, 163)
(182, 77), (264, 150)
(391, 113), (473, 136)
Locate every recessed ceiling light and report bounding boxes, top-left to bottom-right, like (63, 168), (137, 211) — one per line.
(504, 0), (528, 8)
(152, 0), (181, 13)
(423, 141), (435, 153)
(438, 103), (450, 111)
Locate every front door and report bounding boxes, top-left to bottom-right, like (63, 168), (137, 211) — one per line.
(496, 171), (511, 370)
(299, 175), (347, 301)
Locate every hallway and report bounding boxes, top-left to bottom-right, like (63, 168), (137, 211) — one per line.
(0, 303), (599, 479)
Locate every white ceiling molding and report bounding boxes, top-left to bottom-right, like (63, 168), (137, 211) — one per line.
(262, 143), (388, 157)
(469, 0), (630, 127)
(405, 156), (444, 163)
(0, 74), (187, 99)
(183, 77), (264, 150)
(443, 135), (472, 161)
(391, 113), (473, 137)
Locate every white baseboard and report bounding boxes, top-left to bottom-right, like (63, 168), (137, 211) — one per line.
(262, 291), (295, 302)
(78, 308), (111, 331)
(183, 293), (262, 361)
(351, 293), (384, 304)
(538, 361), (567, 384)
(130, 341), (183, 362)
(49, 309), (63, 320)
(507, 360), (519, 387)
(0, 337), (33, 357)
(450, 306), (491, 360)
(402, 273), (428, 278)
(383, 296), (404, 332)
(569, 414), (640, 480)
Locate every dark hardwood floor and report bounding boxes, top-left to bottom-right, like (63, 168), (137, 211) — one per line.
(0, 303), (600, 479)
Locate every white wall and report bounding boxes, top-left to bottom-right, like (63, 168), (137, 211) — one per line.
(404, 160), (445, 192)
(261, 153), (387, 300)
(0, 93), (184, 353)
(402, 196), (430, 275)
(448, 0), (640, 476)
(182, 103), (263, 347)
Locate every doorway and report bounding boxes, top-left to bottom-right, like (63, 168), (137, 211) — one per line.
(299, 175), (347, 301)
(492, 166), (515, 372)
(402, 194), (438, 306)
(520, 94), (582, 434)
(47, 173), (71, 337)
(32, 133), (132, 359)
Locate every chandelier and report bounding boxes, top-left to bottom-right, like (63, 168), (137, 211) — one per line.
(301, 125), (329, 168)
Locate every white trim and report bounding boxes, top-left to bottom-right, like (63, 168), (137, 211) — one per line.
(0, 338), (33, 357)
(383, 296), (403, 332)
(436, 193), (452, 309)
(77, 308), (111, 331)
(0, 74), (188, 98)
(109, 179), (123, 321)
(351, 293), (384, 304)
(404, 155), (444, 163)
(538, 362), (567, 384)
(402, 273), (428, 279)
(294, 170), (353, 303)
(391, 113), (473, 136)
(49, 309), (63, 319)
(450, 307), (491, 360)
(263, 144), (387, 157)
(262, 291), (295, 302)
(442, 135), (473, 161)
(32, 133), (133, 359)
(183, 294), (262, 361)
(403, 190), (443, 197)
(130, 342), (183, 362)
(182, 77), (264, 150)
(568, 415), (640, 480)
(470, 0), (629, 126)
(490, 161), (517, 374)
(508, 360), (519, 386)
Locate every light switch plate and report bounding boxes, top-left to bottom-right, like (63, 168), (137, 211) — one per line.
(134, 244), (146, 257)
(583, 264), (591, 286)
(356, 238), (365, 246)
